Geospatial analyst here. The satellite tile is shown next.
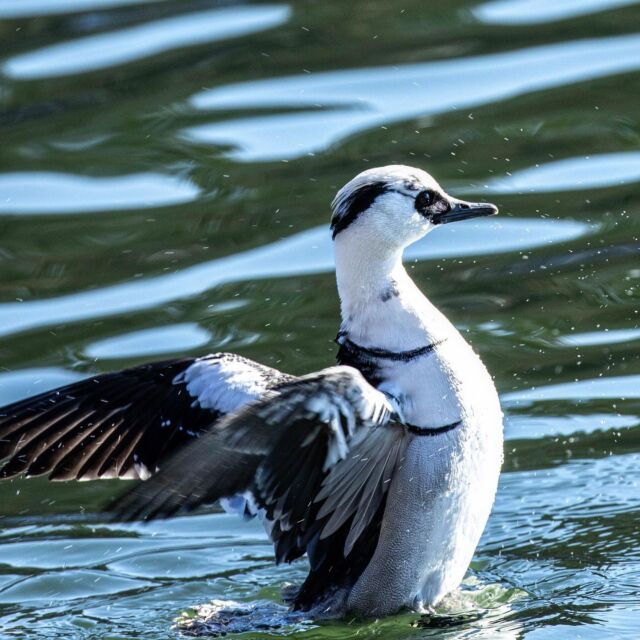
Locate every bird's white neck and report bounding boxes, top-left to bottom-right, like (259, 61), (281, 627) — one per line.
(334, 236), (453, 352)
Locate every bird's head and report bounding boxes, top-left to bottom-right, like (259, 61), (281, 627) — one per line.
(330, 165), (498, 249)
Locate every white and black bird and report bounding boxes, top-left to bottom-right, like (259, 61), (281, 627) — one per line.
(0, 165), (503, 618)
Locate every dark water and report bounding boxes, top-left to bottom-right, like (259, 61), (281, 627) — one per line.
(1, 0), (639, 637)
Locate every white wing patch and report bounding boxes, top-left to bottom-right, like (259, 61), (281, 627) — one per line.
(174, 355), (274, 415)
(173, 354), (290, 522)
(113, 364), (407, 564)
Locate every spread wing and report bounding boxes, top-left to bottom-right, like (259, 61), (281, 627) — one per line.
(113, 366), (410, 567)
(0, 354), (290, 481)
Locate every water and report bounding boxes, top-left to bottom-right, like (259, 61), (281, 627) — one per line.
(0, 0), (639, 637)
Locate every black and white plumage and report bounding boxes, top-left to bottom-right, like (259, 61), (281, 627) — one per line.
(0, 165), (503, 619)
(113, 367), (408, 609)
(0, 354), (290, 482)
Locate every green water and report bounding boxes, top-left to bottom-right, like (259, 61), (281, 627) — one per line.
(1, 0), (640, 637)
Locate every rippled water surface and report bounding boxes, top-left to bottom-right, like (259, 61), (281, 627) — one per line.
(1, 0), (639, 637)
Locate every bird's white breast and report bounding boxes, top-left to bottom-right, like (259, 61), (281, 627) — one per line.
(376, 332), (500, 428)
(348, 335), (503, 615)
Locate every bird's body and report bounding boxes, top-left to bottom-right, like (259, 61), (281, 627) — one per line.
(0, 165), (502, 618)
(332, 223), (503, 615)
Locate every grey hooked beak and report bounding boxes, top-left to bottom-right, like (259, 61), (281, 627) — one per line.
(432, 198), (498, 225)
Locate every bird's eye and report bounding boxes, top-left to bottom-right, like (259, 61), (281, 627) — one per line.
(415, 190), (435, 213)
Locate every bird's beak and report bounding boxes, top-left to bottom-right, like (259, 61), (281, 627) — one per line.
(432, 198), (498, 225)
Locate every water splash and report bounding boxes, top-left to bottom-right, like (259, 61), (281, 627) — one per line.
(175, 600), (313, 637)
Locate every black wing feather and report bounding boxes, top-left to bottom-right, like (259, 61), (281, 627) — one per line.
(0, 358), (220, 481)
(111, 366), (408, 608)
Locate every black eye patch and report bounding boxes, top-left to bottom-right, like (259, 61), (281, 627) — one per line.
(415, 190), (435, 214)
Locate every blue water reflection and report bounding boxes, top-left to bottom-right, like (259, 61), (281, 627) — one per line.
(503, 374), (640, 405)
(482, 152), (640, 194)
(0, 0), (163, 19)
(84, 323), (211, 359)
(0, 570), (153, 603)
(0, 217), (590, 337)
(505, 413), (639, 439)
(473, 0), (640, 25)
(558, 327), (640, 347)
(3, 5), (291, 79)
(187, 33), (640, 161)
(0, 368), (84, 406)
(0, 172), (199, 215)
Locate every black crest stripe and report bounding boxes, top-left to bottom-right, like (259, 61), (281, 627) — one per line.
(331, 181), (389, 239)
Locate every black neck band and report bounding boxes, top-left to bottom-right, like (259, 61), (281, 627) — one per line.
(406, 420), (462, 436)
(336, 332), (446, 362)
